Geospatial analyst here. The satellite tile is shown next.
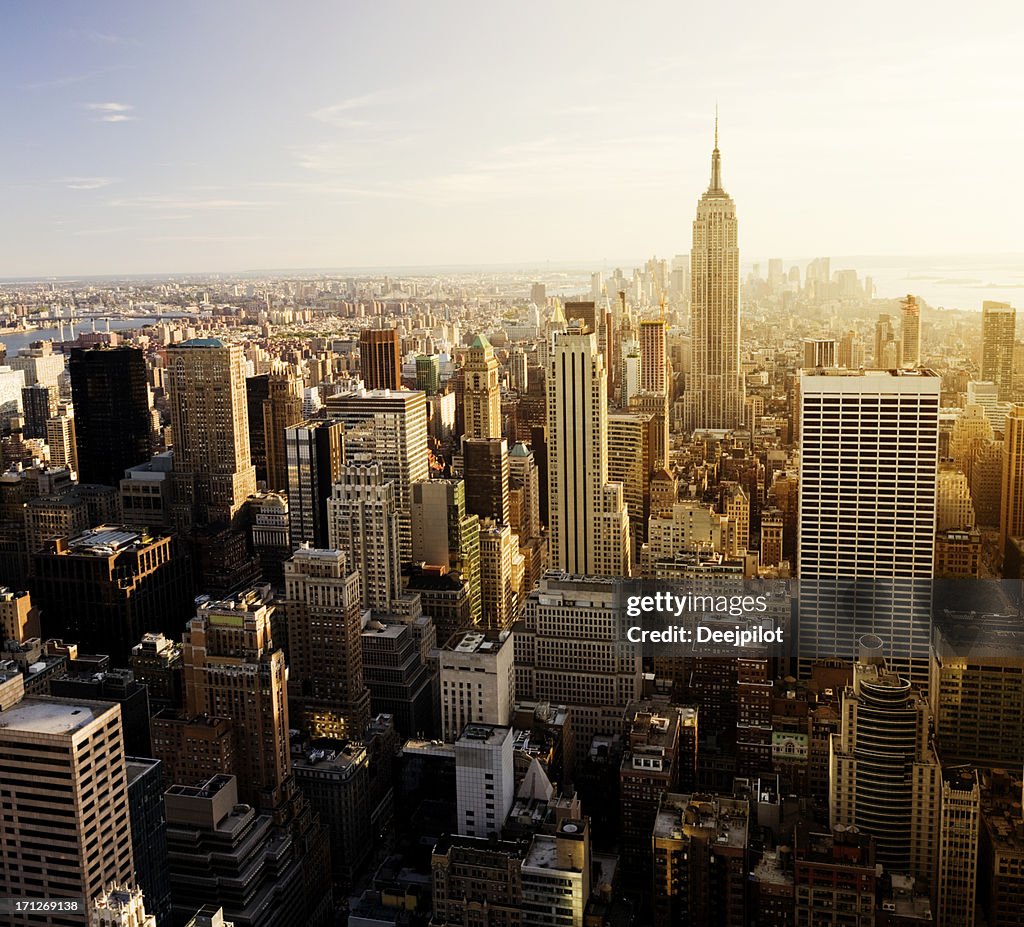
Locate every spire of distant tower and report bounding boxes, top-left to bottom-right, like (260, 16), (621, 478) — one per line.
(709, 107), (723, 193)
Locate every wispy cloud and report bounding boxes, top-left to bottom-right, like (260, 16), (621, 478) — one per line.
(71, 226), (140, 237)
(85, 102), (136, 123)
(21, 65), (129, 90)
(108, 195), (277, 211)
(83, 30), (139, 46)
(144, 234), (268, 243)
(311, 86), (422, 129)
(54, 176), (118, 190)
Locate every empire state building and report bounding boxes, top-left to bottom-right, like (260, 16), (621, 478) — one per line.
(683, 117), (745, 432)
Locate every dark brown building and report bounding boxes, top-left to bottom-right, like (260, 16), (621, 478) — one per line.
(32, 525), (192, 665)
(359, 328), (401, 391)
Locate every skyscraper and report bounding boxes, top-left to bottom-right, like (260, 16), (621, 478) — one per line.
(410, 478), (481, 625)
(69, 346), (151, 488)
(802, 338), (837, 368)
(515, 573), (643, 767)
(829, 650), (940, 878)
(0, 687), (135, 925)
(284, 547), (371, 739)
(181, 586), (290, 809)
(415, 354), (441, 394)
(547, 325), (631, 578)
(21, 382), (57, 439)
(981, 300), (1016, 401)
(327, 462), (402, 612)
(462, 436), (510, 523)
(262, 371), (304, 492)
(167, 340), (256, 529)
(324, 388), (429, 560)
(359, 328), (401, 391)
(900, 294), (922, 368)
(684, 116), (744, 431)
(286, 418), (346, 550)
(999, 403), (1024, 566)
(798, 369), (939, 684)
(639, 318), (667, 395)
(462, 333), (502, 440)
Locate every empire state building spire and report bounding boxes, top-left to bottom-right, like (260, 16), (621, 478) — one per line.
(710, 106), (723, 192)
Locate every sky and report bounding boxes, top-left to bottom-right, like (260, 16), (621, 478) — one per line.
(2, 1), (1024, 277)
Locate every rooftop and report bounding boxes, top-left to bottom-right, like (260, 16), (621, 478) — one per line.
(177, 337), (226, 348)
(653, 793), (748, 849)
(457, 723), (511, 747)
(0, 695), (109, 736)
(66, 525), (155, 555)
(444, 629), (510, 655)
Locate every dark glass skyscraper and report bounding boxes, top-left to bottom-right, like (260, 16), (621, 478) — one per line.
(69, 346), (151, 486)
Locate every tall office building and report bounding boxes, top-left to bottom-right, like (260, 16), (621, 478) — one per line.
(478, 519), (523, 632)
(802, 338), (837, 368)
(515, 573), (643, 767)
(937, 768), (980, 927)
(47, 408), (79, 473)
(167, 340), (256, 529)
(829, 652), (941, 878)
(69, 346), (151, 487)
(359, 328), (401, 391)
(999, 403), (1024, 566)
(326, 462), (401, 612)
(639, 318), (667, 395)
(286, 418), (345, 550)
(0, 690), (135, 927)
(454, 724), (515, 838)
(462, 437), (509, 523)
(324, 388), (429, 560)
(900, 294), (922, 368)
(262, 372), (304, 492)
(21, 382), (57, 439)
(284, 547), (371, 739)
(874, 314), (901, 368)
(837, 330), (865, 369)
(546, 326), (631, 578)
(684, 118), (744, 431)
(462, 334), (502, 440)
(245, 373), (270, 483)
(181, 586), (290, 810)
(415, 354), (440, 394)
(439, 629), (514, 742)
(125, 757), (172, 927)
(608, 411), (659, 551)
(797, 369), (939, 684)
(410, 478), (481, 624)
(982, 300), (1016, 400)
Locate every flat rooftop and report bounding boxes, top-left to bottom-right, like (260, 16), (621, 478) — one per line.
(444, 629), (509, 654)
(457, 723), (511, 747)
(0, 696), (108, 736)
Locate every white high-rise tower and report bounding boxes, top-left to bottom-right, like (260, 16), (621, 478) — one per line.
(547, 325), (631, 577)
(684, 114), (744, 432)
(797, 368), (940, 685)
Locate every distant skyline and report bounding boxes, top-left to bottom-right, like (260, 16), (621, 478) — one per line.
(3, 1), (1023, 278)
